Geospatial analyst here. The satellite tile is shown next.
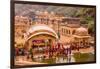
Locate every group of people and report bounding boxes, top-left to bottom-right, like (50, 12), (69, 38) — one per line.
(15, 42), (83, 63)
(15, 47), (25, 56)
(15, 47), (32, 61)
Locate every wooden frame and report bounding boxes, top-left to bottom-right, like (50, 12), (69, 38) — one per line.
(10, 0), (96, 68)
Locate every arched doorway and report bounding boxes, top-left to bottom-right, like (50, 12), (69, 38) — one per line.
(24, 25), (58, 61)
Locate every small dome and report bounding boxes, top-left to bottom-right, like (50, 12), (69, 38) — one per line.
(75, 27), (88, 36)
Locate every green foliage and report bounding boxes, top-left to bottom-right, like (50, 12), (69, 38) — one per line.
(75, 8), (95, 35)
(75, 8), (95, 22)
(15, 4), (95, 35)
(88, 21), (95, 35)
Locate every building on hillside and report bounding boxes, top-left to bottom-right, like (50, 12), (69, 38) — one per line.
(14, 11), (91, 51)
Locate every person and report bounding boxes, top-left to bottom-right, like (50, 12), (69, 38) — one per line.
(15, 47), (19, 61)
(27, 50), (30, 60)
(68, 46), (71, 62)
(58, 43), (60, 49)
(19, 48), (22, 56)
(24, 49), (29, 60)
(29, 48), (33, 61)
(15, 47), (19, 56)
(77, 45), (79, 51)
(20, 48), (25, 60)
(22, 48), (25, 56)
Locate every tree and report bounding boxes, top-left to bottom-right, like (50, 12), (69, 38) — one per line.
(88, 21), (95, 36)
(74, 8), (95, 36)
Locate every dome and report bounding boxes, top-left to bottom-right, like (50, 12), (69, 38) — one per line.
(26, 24), (58, 40)
(75, 27), (88, 36)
